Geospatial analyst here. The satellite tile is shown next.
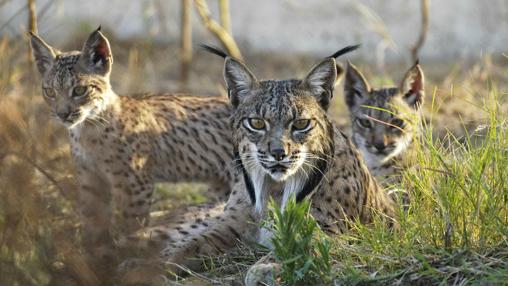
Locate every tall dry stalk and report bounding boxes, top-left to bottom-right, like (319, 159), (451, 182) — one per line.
(27, 0), (38, 72)
(194, 0), (242, 59)
(354, 2), (397, 71)
(27, 0), (37, 34)
(180, 0), (193, 86)
(219, 0), (231, 34)
(411, 0), (429, 62)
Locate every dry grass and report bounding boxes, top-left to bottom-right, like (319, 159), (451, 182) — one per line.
(0, 33), (507, 285)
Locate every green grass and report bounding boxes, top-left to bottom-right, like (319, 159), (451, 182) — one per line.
(154, 183), (208, 210)
(261, 84), (508, 285)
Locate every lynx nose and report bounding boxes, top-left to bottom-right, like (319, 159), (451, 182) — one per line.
(57, 110), (71, 120)
(374, 142), (386, 152)
(270, 148), (287, 161)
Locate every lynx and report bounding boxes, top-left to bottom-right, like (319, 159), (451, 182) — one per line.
(30, 28), (236, 251)
(344, 62), (424, 188)
(122, 46), (396, 284)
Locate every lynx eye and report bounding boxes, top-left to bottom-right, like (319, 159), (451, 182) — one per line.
(390, 118), (405, 133)
(292, 119), (311, 131)
(72, 86), (88, 98)
(357, 118), (372, 129)
(246, 118), (266, 131)
(391, 118), (405, 128)
(43, 88), (56, 99)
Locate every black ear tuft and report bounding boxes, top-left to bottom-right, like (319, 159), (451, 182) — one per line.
(329, 44), (361, 59)
(79, 28), (113, 75)
(200, 44), (229, 59)
(344, 62), (370, 109)
(201, 44), (255, 108)
(400, 62), (425, 109)
(29, 33), (56, 75)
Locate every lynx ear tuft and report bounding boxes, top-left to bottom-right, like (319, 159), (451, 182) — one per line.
(329, 44), (360, 59)
(201, 44), (228, 59)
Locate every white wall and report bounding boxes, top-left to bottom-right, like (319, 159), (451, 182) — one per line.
(2, 0), (507, 62)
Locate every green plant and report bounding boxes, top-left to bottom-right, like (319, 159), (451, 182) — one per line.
(267, 197), (332, 285)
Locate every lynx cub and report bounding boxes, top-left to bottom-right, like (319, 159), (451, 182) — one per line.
(30, 28), (235, 248)
(344, 62), (424, 187)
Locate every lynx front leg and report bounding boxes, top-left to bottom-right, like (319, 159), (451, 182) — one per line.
(160, 187), (258, 274)
(118, 183), (257, 281)
(109, 171), (154, 236)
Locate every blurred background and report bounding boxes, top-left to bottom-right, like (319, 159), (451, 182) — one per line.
(2, 0), (508, 60)
(1, 0), (506, 120)
(0, 1), (507, 285)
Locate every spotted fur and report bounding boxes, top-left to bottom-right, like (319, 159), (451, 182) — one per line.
(127, 48), (396, 279)
(30, 29), (236, 249)
(344, 62), (424, 188)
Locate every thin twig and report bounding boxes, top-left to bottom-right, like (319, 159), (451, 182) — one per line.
(412, 165), (456, 178)
(1, 151), (67, 195)
(0, 3), (28, 32)
(37, 0), (56, 22)
(0, 260), (39, 286)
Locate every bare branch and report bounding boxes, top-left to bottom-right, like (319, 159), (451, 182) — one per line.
(411, 0), (429, 62)
(194, 0), (242, 60)
(219, 0), (231, 34)
(27, 0), (37, 72)
(1, 151), (69, 198)
(180, 0), (193, 85)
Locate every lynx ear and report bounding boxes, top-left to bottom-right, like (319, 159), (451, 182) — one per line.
(29, 32), (56, 75)
(400, 61), (424, 109)
(344, 62), (370, 109)
(224, 58), (258, 108)
(334, 63), (345, 87)
(304, 58), (337, 110)
(79, 27), (113, 75)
